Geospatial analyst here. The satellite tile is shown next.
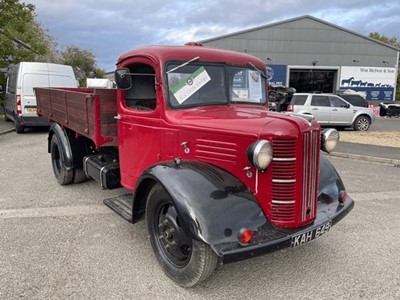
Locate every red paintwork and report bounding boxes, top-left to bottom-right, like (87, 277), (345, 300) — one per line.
(117, 45), (267, 71)
(37, 44), (321, 228)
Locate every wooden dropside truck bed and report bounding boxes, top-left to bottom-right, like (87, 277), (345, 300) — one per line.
(35, 87), (118, 147)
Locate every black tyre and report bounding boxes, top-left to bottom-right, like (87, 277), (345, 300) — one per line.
(3, 108), (11, 122)
(353, 115), (371, 131)
(73, 168), (87, 184)
(146, 183), (218, 287)
(14, 117), (24, 133)
(50, 134), (73, 185)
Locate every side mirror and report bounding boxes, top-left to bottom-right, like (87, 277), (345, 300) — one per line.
(115, 68), (132, 90)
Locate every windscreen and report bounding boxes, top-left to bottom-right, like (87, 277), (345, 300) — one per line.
(166, 63), (266, 108)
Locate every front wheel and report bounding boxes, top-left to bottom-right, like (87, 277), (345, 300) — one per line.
(146, 183), (218, 287)
(353, 115), (371, 131)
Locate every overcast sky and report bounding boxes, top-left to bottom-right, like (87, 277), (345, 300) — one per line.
(28, 0), (400, 72)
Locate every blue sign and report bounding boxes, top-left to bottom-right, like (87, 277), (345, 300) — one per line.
(267, 64), (287, 85)
(341, 86), (394, 101)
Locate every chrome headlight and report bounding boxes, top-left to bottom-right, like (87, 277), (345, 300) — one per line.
(321, 128), (339, 153)
(247, 140), (273, 170)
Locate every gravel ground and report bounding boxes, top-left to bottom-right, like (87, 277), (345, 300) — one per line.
(339, 131), (400, 148)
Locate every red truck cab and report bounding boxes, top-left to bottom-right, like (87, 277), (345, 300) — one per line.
(36, 43), (353, 287)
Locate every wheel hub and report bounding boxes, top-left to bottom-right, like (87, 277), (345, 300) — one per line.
(156, 203), (192, 266)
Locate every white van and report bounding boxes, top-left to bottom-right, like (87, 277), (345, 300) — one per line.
(86, 78), (115, 89)
(4, 62), (77, 133)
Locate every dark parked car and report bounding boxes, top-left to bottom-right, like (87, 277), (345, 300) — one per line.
(336, 93), (369, 108)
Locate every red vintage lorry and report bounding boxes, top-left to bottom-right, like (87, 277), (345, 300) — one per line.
(35, 43), (354, 287)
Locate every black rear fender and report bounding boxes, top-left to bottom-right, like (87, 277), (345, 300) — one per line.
(48, 123), (74, 169)
(48, 123), (93, 169)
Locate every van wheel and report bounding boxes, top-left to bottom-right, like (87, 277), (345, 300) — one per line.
(14, 118), (24, 133)
(50, 134), (73, 185)
(146, 183), (218, 287)
(3, 108), (11, 122)
(353, 116), (370, 131)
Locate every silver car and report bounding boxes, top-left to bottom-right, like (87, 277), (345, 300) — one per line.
(287, 93), (375, 131)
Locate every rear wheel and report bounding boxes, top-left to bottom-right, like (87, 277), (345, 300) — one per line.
(14, 114), (24, 133)
(146, 183), (218, 287)
(353, 115), (370, 131)
(73, 168), (87, 184)
(50, 134), (73, 185)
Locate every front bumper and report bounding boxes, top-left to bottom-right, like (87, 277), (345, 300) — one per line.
(219, 196), (354, 263)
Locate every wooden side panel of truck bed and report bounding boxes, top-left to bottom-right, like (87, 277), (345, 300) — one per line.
(35, 87), (118, 147)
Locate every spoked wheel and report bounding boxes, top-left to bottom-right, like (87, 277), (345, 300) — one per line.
(353, 115), (371, 131)
(146, 183), (218, 287)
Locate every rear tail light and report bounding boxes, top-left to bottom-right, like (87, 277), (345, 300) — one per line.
(286, 104), (294, 112)
(16, 95), (22, 115)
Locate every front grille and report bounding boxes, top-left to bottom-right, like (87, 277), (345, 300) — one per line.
(271, 138), (297, 224)
(270, 131), (320, 227)
(302, 130), (320, 222)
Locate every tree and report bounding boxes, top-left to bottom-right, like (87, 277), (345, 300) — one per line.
(0, 0), (56, 105)
(369, 32), (400, 49)
(0, 0), (56, 66)
(60, 46), (105, 86)
(369, 32), (400, 101)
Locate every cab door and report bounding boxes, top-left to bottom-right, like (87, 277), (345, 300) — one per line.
(116, 59), (162, 190)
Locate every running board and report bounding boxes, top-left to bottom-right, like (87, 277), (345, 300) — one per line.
(103, 194), (133, 222)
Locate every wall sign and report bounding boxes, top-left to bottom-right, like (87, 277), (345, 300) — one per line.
(339, 66), (396, 101)
(267, 64), (287, 86)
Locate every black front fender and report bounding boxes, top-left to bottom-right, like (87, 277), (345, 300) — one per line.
(141, 161), (267, 254)
(138, 156), (353, 260)
(318, 155), (345, 203)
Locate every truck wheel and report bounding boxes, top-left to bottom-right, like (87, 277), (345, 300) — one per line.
(50, 134), (73, 185)
(353, 115), (370, 131)
(146, 183), (218, 287)
(73, 168), (87, 184)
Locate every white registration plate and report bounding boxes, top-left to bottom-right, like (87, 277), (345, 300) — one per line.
(26, 107), (37, 113)
(290, 220), (332, 248)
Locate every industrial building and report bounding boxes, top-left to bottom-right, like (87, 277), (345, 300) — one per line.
(201, 15), (399, 101)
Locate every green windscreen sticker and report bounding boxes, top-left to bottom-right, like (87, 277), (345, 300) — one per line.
(171, 67), (211, 104)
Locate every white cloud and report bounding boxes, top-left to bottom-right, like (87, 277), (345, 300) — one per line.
(28, 0), (400, 71)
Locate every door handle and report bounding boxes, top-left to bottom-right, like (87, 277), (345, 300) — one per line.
(114, 115), (122, 120)
(311, 108), (318, 110)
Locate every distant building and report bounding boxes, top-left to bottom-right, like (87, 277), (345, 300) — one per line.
(200, 15), (400, 101)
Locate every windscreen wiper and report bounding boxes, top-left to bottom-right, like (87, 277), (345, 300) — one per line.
(248, 62), (267, 79)
(167, 56), (200, 73)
